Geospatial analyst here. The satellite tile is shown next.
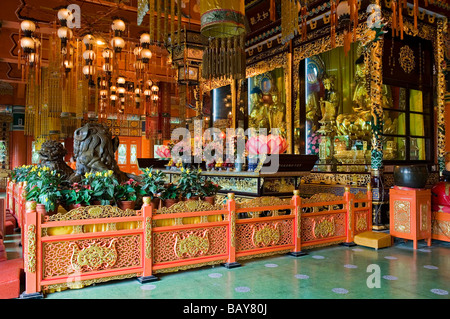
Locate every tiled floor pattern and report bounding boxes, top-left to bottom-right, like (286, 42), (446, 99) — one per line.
(5, 232), (448, 299)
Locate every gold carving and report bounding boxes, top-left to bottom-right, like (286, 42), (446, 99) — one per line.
(156, 200), (224, 215)
(174, 230), (209, 258)
(399, 45), (415, 74)
(314, 218), (335, 238)
(421, 204), (428, 231)
(252, 223), (281, 247)
(231, 211), (236, 248)
(394, 200), (411, 233)
(356, 215), (368, 232)
(238, 196), (291, 209)
(27, 224), (36, 273)
(145, 217), (152, 259)
(70, 239), (118, 272)
(303, 193), (344, 204)
(46, 205), (139, 222)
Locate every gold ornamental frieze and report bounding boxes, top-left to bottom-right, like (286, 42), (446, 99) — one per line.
(399, 45), (415, 74)
(356, 215), (368, 232)
(394, 200), (411, 233)
(251, 223), (281, 248)
(313, 217), (335, 238)
(174, 230), (210, 259)
(27, 224), (37, 273)
(156, 200), (224, 215)
(69, 239), (118, 272)
(46, 205), (139, 222)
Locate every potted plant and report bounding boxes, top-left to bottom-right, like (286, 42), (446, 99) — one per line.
(61, 182), (91, 211)
(139, 167), (166, 209)
(159, 183), (180, 207)
(115, 178), (139, 210)
(24, 166), (63, 216)
(81, 170), (119, 205)
(201, 180), (221, 205)
(177, 167), (203, 200)
(11, 164), (34, 182)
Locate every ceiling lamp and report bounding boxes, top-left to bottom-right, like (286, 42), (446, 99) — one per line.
(20, 20), (36, 37)
(82, 49), (96, 63)
(57, 8), (72, 26)
(111, 36), (125, 53)
(111, 18), (126, 53)
(112, 19), (126, 35)
(141, 48), (152, 63)
(140, 33), (150, 46)
(83, 34), (96, 49)
(20, 36), (35, 54)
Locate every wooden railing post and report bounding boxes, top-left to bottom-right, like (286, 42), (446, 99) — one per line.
(342, 186), (356, 246)
(138, 196), (158, 283)
(20, 201), (43, 299)
(289, 190), (307, 257)
(223, 193), (241, 269)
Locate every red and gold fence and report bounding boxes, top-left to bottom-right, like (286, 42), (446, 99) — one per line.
(19, 185), (373, 297)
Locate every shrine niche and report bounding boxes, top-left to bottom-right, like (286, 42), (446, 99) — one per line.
(71, 122), (138, 183)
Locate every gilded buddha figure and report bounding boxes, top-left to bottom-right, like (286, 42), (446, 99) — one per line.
(319, 75), (339, 123)
(269, 93), (286, 132)
(249, 87), (270, 130)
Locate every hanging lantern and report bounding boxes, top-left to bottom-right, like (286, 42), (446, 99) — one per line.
(20, 20), (36, 37)
(102, 48), (113, 59)
(117, 76), (126, 85)
(140, 33), (151, 46)
(151, 84), (159, 93)
(200, 0), (246, 38)
(141, 48), (152, 63)
(111, 36), (125, 53)
(82, 49), (96, 62)
(57, 8), (72, 26)
(82, 65), (95, 77)
(20, 37), (35, 54)
(83, 34), (96, 50)
(63, 60), (73, 72)
(112, 19), (126, 35)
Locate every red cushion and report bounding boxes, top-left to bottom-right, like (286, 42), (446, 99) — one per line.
(4, 221), (14, 235)
(0, 259), (24, 299)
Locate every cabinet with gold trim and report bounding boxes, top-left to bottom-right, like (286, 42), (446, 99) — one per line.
(389, 187), (432, 249)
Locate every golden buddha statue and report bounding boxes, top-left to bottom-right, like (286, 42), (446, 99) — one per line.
(319, 75), (339, 123)
(249, 87), (270, 130)
(269, 94), (286, 132)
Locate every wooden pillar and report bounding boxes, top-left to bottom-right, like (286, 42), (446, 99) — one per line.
(137, 196), (158, 283)
(223, 193), (241, 268)
(288, 189), (307, 256)
(20, 201), (43, 299)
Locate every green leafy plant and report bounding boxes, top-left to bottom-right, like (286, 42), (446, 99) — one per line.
(61, 182), (91, 207)
(201, 179), (221, 197)
(25, 166), (63, 212)
(159, 183), (180, 200)
(177, 167), (203, 199)
(139, 167), (166, 199)
(81, 170), (119, 205)
(11, 165), (34, 182)
(115, 178), (140, 202)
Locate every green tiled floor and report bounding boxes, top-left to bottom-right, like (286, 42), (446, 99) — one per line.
(5, 232), (448, 299)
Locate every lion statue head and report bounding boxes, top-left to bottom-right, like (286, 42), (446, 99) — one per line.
(71, 122), (135, 183)
(38, 140), (74, 179)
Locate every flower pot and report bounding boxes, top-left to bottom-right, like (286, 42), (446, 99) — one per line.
(186, 196), (200, 201)
(204, 196), (216, 205)
(393, 164), (429, 189)
(36, 203), (59, 217)
(163, 198), (179, 208)
(118, 200), (136, 210)
(151, 198), (161, 211)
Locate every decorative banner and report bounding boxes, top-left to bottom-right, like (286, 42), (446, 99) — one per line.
(200, 0), (246, 38)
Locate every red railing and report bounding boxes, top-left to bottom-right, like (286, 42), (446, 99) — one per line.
(18, 185), (373, 297)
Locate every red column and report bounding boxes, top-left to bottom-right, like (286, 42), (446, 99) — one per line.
(138, 196), (158, 283)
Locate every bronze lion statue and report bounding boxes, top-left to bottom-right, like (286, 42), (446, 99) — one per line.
(38, 140), (74, 179)
(71, 122), (137, 183)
